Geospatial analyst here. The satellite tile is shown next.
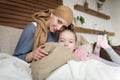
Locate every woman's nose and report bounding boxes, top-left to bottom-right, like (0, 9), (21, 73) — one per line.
(56, 25), (62, 31)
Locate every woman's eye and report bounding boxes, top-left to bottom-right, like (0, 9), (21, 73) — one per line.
(58, 20), (62, 24)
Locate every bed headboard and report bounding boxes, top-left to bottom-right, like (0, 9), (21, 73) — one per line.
(0, 0), (63, 29)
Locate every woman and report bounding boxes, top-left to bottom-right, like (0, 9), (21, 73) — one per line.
(13, 5), (74, 63)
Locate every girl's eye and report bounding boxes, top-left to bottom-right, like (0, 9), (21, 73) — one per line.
(69, 41), (74, 43)
(59, 40), (64, 42)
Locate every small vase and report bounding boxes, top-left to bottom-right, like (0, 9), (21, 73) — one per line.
(84, 0), (88, 10)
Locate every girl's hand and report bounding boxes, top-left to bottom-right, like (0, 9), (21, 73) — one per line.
(100, 34), (111, 49)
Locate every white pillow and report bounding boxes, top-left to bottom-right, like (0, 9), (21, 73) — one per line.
(76, 35), (89, 45)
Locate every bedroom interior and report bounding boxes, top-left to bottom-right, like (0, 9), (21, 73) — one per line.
(0, 0), (120, 80)
(0, 0), (120, 61)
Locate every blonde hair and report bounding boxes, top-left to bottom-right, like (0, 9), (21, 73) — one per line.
(52, 5), (74, 26)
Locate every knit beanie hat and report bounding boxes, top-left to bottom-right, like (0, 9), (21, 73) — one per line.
(52, 5), (74, 26)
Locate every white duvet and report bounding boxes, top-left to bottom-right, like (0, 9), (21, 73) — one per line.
(46, 60), (120, 80)
(1, 53), (120, 80)
(0, 53), (32, 80)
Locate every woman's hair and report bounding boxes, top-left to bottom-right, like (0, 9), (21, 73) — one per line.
(66, 23), (74, 30)
(58, 28), (77, 42)
(52, 5), (74, 26)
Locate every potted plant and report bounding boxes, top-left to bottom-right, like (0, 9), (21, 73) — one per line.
(74, 16), (85, 27)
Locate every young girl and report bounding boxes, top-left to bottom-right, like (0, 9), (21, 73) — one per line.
(58, 29), (120, 66)
(31, 29), (120, 80)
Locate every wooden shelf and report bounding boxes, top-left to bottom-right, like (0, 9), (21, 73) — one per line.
(74, 27), (115, 36)
(74, 4), (110, 20)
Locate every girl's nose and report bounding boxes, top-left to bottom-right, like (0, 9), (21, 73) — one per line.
(64, 42), (68, 46)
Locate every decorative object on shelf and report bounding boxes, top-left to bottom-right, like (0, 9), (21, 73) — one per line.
(97, 0), (106, 12)
(74, 4), (110, 20)
(83, 0), (88, 10)
(73, 16), (85, 27)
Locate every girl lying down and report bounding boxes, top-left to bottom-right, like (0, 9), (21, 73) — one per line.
(31, 29), (120, 80)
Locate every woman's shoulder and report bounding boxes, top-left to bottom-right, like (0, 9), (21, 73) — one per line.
(24, 22), (36, 32)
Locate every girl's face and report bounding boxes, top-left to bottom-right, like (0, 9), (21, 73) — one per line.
(47, 13), (69, 33)
(58, 30), (77, 52)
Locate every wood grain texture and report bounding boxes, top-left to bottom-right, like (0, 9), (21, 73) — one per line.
(0, 0), (63, 28)
(74, 27), (115, 36)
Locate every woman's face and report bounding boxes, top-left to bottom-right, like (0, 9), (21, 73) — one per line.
(47, 13), (69, 33)
(58, 30), (77, 52)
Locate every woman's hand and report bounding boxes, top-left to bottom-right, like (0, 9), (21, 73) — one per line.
(25, 44), (48, 62)
(33, 44), (48, 61)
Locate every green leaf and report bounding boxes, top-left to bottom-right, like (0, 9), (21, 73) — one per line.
(77, 16), (79, 20)
(79, 16), (85, 24)
(74, 16), (85, 25)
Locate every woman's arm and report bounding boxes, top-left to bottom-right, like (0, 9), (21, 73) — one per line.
(13, 23), (35, 62)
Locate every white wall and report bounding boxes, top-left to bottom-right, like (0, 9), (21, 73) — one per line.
(63, 0), (120, 45)
(110, 0), (120, 45)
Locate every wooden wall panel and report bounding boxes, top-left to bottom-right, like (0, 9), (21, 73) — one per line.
(0, 0), (63, 28)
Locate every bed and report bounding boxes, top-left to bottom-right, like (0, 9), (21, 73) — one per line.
(0, 25), (91, 80)
(1, 1), (120, 80)
(1, 26), (120, 80)
(1, 23), (120, 80)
